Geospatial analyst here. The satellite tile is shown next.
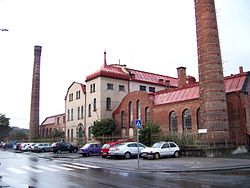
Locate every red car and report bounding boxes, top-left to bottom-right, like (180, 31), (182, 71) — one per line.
(101, 141), (121, 158)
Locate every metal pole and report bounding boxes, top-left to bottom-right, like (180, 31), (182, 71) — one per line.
(137, 128), (140, 169)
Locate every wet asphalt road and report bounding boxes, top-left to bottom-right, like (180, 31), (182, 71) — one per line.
(1, 150), (250, 188)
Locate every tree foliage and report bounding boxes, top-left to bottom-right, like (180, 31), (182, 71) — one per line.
(91, 118), (116, 138)
(139, 122), (162, 146)
(0, 113), (12, 140)
(50, 129), (65, 139)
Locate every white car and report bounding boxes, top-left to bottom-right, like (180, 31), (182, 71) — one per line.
(108, 142), (147, 159)
(141, 141), (180, 159)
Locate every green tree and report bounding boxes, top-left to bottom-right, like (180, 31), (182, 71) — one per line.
(91, 118), (116, 139)
(50, 129), (65, 140)
(0, 113), (12, 140)
(139, 122), (162, 146)
(9, 128), (28, 140)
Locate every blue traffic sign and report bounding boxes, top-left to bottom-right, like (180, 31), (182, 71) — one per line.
(135, 119), (142, 129)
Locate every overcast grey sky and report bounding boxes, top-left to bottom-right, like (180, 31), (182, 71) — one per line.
(0, 0), (249, 129)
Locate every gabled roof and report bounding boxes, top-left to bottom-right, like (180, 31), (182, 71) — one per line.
(64, 81), (86, 100)
(40, 113), (65, 126)
(85, 51), (178, 86)
(154, 72), (248, 105)
(86, 64), (129, 81)
(85, 63), (178, 87)
(127, 68), (178, 87)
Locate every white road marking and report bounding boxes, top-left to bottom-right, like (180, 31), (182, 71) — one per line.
(37, 165), (59, 172)
(71, 162), (102, 169)
(7, 167), (27, 174)
(21, 166), (44, 173)
(61, 164), (88, 170)
(48, 164), (74, 171)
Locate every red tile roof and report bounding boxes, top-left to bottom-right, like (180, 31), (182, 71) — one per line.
(154, 73), (247, 105)
(127, 68), (178, 87)
(86, 64), (178, 87)
(86, 64), (129, 81)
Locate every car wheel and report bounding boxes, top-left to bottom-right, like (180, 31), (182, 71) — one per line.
(41, 149), (45, 152)
(88, 151), (93, 157)
(101, 156), (106, 159)
(73, 148), (77, 153)
(124, 152), (131, 159)
(174, 151), (180, 158)
(57, 149), (61, 154)
(154, 153), (160, 160)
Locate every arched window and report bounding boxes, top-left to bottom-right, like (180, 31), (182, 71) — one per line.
(183, 109), (192, 130)
(106, 97), (111, 111)
(93, 98), (97, 111)
(136, 99), (141, 120)
(128, 101), (133, 128)
(88, 127), (92, 139)
(197, 108), (201, 129)
(71, 108), (73, 121)
(67, 129), (70, 142)
(88, 104), (91, 117)
(81, 106), (84, 119)
(67, 109), (70, 121)
(71, 129), (73, 142)
(77, 107), (80, 119)
(145, 107), (150, 123)
(121, 111), (125, 128)
(169, 111), (177, 132)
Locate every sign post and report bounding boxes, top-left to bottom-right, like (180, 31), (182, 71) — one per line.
(135, 119), (142, 169)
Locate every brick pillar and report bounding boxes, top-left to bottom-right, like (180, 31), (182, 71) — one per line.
(29, 45), (42, 140)
(194, 0), (229, 143)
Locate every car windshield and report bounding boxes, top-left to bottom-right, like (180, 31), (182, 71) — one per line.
(152, 142), (162, 148)
(102, 144), (110, 149)
(82, 144), (90, 148)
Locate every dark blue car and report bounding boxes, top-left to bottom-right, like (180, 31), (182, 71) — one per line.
(79, 143), (102, 156)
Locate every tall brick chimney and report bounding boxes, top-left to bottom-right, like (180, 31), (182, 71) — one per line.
(177, 67), (187, 87)
(29, 45), (42, 140)
(194, 0), (229, 143)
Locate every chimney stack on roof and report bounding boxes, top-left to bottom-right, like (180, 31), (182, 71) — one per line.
(239, 66), (244, 74)
(177, 67), (187, 87)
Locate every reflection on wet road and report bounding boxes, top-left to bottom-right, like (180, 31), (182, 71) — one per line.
(1, 151), (250, 188)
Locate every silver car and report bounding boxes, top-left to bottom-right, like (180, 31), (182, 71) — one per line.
(108, 142), (147, 159)
(33, 143), (52, 152)
(141, 141), (180, 159)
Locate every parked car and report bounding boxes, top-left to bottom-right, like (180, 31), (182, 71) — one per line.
(108, 142), (147, 159)
(33, 143), (52, 152)
(141, 141), (180, 159)
(51, 142), (78, 154)
(101, 141), (121, 158)
(13, 143), (21, 150)
(79, 143), (102, 156)
(28, 143), (37, 151)
(20, 143), (32, 151)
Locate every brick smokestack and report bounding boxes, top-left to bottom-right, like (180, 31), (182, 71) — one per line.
(177, 67), (187, 87)
(194, 0), (229, 143)
(29, 45), (42, 140)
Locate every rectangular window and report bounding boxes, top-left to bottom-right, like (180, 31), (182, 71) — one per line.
(149, 87), (155, 93)
(139, 85), (146, 91)
(71, 108), (73, 121)
(69, 93), (73, 101)
(90, 84), (95, 93)
(107, 83), (113, 90)
(57, 117), (60, 124)
(76, 90), (80, 99)
(77, 107), (80, 120)
(67, 109), (70, 121)
(119, 85), (125, 91)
